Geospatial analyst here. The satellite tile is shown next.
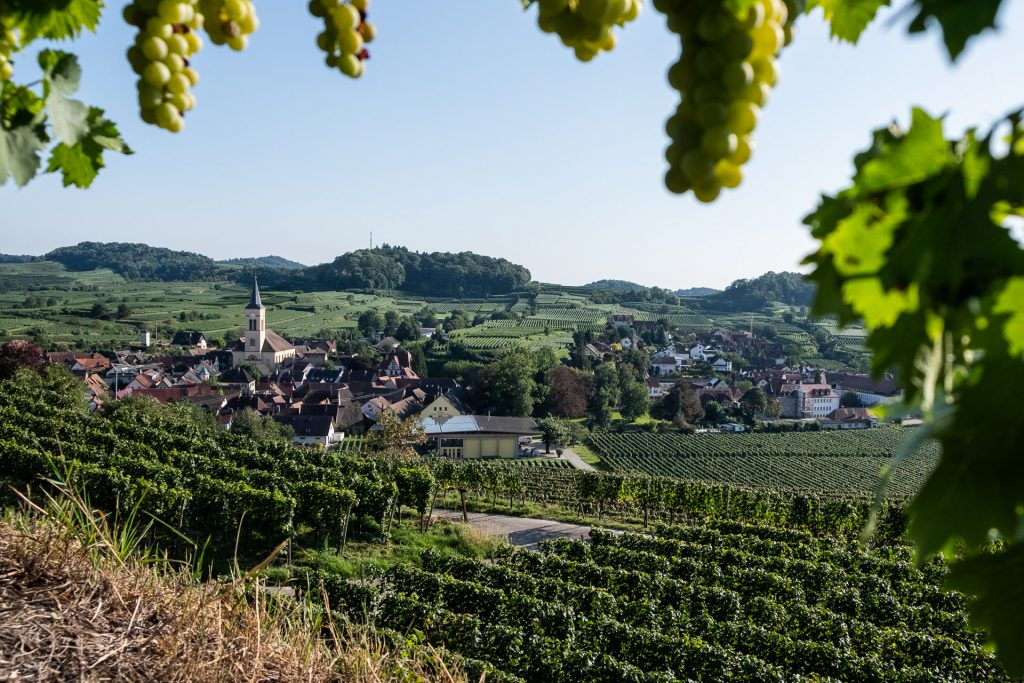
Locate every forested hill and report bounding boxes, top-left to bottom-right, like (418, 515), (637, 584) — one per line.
(218, 256), (306, 270)
(36, 242), (531, 296)
(676, 286), (720, 297)
(583, 279), (647, 291)
(0, 254), (34, 264)
(697, 271), (815, 310)
(304, 245), (532, 297)
(46, 242), (221, 281)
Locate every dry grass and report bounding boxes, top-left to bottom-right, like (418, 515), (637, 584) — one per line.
(0, 505), (471, 682)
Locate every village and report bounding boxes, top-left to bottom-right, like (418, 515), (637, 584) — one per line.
(35, 279), (904, 456)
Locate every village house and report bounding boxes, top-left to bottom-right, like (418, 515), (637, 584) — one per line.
(710, 356), (733, 373)
(276, 415), (338, 448)
(422, 388), (473, 419)
(171, 331), (208, 350)
(822, 407), (879, 430)
(778, 382), (841, 419)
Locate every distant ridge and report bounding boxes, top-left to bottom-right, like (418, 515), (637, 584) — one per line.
(0, 254), (34, 264)
(218, 256), (306, 270)
(676, 287), (720, 297)
(582, 279), (647, 292)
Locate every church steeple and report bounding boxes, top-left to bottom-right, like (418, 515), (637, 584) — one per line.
(246, 276), (264, 310)
(244, 277), (266, 353)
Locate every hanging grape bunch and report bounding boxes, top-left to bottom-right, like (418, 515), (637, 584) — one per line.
(657, 0), (802, 202)
(309, 0), (377, 79)
(124, 0), (206, 132)
(530, 0), (643, 62)
(199, 0), (260, 51)
(0, 20), (19, 82)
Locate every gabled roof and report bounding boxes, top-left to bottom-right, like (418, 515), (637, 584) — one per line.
(439, 388), (472, 413)
(825, 371), (900, 396)
(825, 407), (876, 422)
(262, 330), (293, 353)
(277, 414), (334, 437)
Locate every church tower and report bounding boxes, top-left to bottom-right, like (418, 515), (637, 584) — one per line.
(244, 277), (265, 354)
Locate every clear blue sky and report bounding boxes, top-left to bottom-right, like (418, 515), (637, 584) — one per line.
(3, 2), (1023, 290)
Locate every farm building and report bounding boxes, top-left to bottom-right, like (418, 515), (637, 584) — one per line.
(420, 415), (539, 459)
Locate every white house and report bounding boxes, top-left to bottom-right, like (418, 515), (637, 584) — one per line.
(711, 356), (733, 373)
(779, 383), (841, 418)
(647, 378), (675, 399)
(285, 415), (337, 448)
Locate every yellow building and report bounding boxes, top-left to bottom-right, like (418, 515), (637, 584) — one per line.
(421, 389), (472, 420)
(420, 415), (538, 459)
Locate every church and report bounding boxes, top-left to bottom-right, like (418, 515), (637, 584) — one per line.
(230, 278), (295, 373)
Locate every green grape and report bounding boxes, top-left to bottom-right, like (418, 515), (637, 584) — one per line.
(141, 36), (168, 60)
(309, 0), (374, 79)
(529, 0), (642, 62)
(124, 0), (204, 132)
(659, 0), (799, 200)
(0, 23), (19, 83)
(199, 0), (259, 49)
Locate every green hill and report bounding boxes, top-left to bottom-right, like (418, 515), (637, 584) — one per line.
(218, 256), (306, 270)
(582, 279), (648, 291)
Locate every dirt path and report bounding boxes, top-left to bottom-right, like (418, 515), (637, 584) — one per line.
(433, 509), (600, 549)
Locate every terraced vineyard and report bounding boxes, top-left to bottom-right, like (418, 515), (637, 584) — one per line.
(587, 430), (939, 499)
(321, 520), (1004, 682)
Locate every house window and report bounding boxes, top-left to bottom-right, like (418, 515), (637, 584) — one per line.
(249, 339), (255, 348)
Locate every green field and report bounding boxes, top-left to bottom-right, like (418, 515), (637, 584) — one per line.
(587, 429), (938, 499)
(0, 263), (431, 348)
(0, 263), (850, 366)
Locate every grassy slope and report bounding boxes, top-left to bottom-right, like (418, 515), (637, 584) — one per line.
(0, 507), (470, 682)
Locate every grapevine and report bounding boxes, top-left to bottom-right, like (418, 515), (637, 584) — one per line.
(529, 0), (644, 62)
(314, 521), (1005, 682)
(658, 0), (802, 202)
(308, 0), (376, 79)
(123, 0), (206, 132)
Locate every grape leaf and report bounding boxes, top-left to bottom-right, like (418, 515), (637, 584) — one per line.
(7, 0), (104, 43)
(0, 122), (47, 187)
(906, 0), (1004, 61)
(806, 108), (1024, 672)
(854, 108), (952, 194)
(945, 532), (1024, 675)
(39, 49), (89, 146)
(822, 194), (907, 276)
(993, 277), (1024, 360)
(908, 358), (1024, 556)
(807, 0), (889, 43)
(45, 107), (131, 188)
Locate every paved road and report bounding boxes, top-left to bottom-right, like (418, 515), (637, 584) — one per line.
(523, 439), (596, 472)
(433, 509), (598, 549)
